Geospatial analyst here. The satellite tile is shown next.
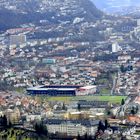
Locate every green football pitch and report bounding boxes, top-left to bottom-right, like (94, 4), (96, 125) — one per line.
(45, 95), (127, 103)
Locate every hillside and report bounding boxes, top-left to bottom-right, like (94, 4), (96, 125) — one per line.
(0, 0), (103, 31)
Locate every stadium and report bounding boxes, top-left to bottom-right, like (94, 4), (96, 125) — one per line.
(27, 85), (97, 96)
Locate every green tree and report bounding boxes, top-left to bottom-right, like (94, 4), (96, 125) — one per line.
(107, 110), (111, 116)
(77, 133), (81, 140)
(104, 119), (109, 129)
(131, 107), (135, 115)
(62, 103), (67, 111)
(34, 122), (48, 136)
(77, 103), (81, 111)
(84, 133), (88, 140)
(3, 115), (7, 127)
(98, 120), (105, 132)
(121, 99), (125, 106)
(131, 106), (138, 115)
(120, 65), (126, 73)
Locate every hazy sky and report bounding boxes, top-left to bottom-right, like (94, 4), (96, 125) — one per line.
(92, 0), (140, 10)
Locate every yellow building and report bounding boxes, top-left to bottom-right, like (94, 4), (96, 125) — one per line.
(5, 108), (20, 124)
(64, 111), (89, 120)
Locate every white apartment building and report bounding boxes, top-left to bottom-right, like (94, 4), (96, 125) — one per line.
(45, 119), (98, 136)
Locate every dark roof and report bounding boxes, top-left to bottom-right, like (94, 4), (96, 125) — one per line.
(78, 100), (108, 107)
(44, 119), (99, 127)
(42, 85), (82, 89)
(110, 126), (119, 131)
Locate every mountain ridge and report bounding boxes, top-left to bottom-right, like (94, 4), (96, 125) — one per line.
(0, 0), (103, 31)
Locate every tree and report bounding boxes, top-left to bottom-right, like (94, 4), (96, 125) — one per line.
(84, 133), (88, 140)
(3, 115), (7, 127)
(35, 123), (39, 133)
(11, 129), (14, 137)
(130, 66), (133, 71)
(120, 65), (126, 73)
(131, 107), (135, 115)
(104, 119), (109, 129)
(34, 122), (48, 136)
(8, 121), (12, 128)
(62, 103), (67, 111)
(131, 106), (138, 115)
(98, 120), (105, 132)
(77, 133), (81, 140)
(88, 135), (93, 140)
(121, 99), (125, 106)
(136, 106), (139, 113)
(107, 110), (111, 116)
(128, 65), (133, 71)
(77, 103), (81, 111)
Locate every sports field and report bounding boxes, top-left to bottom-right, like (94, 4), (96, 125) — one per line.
(46, 95), (127, 103)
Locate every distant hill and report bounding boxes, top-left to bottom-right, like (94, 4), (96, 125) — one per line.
(0, 8), (56, 31)
(92, 0), (140, 13)
(79, 0), (103, 20)
(0, 0), (103, 31)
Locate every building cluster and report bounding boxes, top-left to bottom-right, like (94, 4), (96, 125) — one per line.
(0, 0), (140, 139)
(0, 92), (110, 136)
(0, 90), (139, 139)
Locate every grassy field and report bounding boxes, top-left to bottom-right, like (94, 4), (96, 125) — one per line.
(15, 87), (26, 93)
(100, 88), (111, 94)
(46, 95), (127, 103)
